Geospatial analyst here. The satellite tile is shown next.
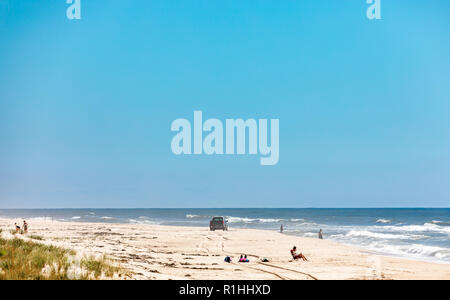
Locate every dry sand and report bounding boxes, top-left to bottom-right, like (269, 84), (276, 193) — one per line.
(1, 217), (449, 280)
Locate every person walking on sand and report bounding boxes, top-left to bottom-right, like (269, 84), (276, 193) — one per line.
(318, 229), (323, 239)
(15, 223), (20, 233)
(291, 246), (308, 261)
(23, 220), (28, 234)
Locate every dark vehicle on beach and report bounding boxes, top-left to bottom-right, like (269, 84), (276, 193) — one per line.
(210, 217), (228, 231)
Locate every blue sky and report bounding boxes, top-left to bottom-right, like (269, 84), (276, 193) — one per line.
(0, 0), (449, 208)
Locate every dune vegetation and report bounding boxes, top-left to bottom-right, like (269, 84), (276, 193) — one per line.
(0, 237), (126, 280)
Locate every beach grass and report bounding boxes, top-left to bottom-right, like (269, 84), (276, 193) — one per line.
(81, 256), (121, 278)
(29, 235), (44, 241)
(0, 237), (125, 280)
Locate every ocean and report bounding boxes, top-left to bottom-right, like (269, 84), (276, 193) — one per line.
(1, 208), (449, 264)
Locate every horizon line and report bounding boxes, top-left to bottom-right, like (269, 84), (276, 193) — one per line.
(1, 207), (449, 210)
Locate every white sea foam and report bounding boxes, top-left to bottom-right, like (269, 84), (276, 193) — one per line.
(225, 216), (283, 223)
(431, 220), (450, 226)
(258, 218), (283, 223)
(293, 222), (320, 227)
(376, 219), (391, 224)
(71, 216), (81, 220)
(366, 242), (450, 262)
(186, 214), (204, 219)
(303, 232), (319, 237)
(100, 216), (113, 220)
(321, 224), (450, 263)
(382, 223), (450, 235)
(346, 230), (425, 240)
(128, 218), (157, 225)
(226, 217), (257, 223)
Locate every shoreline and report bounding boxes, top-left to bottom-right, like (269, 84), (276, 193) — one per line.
(280, 231), (450, 266)
(1, 217), (449, 280)
(3, 214), (448, 266)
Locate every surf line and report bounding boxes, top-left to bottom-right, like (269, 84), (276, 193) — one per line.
(170, 111), (279, 166)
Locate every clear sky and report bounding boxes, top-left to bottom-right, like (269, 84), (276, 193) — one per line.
(0, 1), (449, 208)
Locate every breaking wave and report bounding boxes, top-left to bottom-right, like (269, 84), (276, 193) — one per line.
(382, 223), (450, 235)
(345, 230), (426, 240)
(226, 216), (283, 224)
(366, 243), (450, 262)
(431, 220), (450, 226)
(128, 218), (157, 225)
(376, 219), (391, 224)
(186, 214), (209, 219)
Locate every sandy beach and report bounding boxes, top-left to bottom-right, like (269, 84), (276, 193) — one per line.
(0, 217), (448, 280)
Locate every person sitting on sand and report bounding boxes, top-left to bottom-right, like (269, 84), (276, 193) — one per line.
(291, 246), (308, 261)
(23, 220), (28, 234)
(15, 223), (20, 233)
(239, 255), (249, 263)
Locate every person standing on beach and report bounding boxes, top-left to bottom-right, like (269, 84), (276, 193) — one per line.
(14, 223), (20, 233)
(23, 220), (28, 234)
(318, 229), (323, 239)
(280, 224), (283, 233)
